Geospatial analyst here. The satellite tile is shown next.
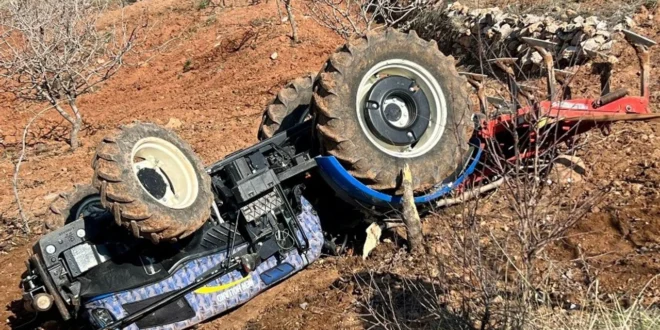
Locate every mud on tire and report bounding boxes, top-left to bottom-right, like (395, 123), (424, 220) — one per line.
(92, 122), (212, 244)
(258, 73), (316, 140)
(312, 29), (473, 191)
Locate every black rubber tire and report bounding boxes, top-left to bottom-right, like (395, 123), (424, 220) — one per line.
(312, 29), (473, 191)
(45, 184), (101, 230)
(91, 122), (213, 244)
(258, 73), (316, 140)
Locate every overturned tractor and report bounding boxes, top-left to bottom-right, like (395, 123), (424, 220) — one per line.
(19, 28), (657, 330)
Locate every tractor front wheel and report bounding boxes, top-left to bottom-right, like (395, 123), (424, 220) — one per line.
(92, 123), (213, 244)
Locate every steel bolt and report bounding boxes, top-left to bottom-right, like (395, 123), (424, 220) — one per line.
(76, 229), (86, 238)
(45, 245), (56, 254)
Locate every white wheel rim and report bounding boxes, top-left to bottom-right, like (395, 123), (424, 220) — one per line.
(356, 59), (447, 158)
(131, 137), (198, 209)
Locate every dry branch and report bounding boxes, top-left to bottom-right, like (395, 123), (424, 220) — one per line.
(307, 0), (432, 39)
(401, 163), (423, 253)
(13, 105), (56, 234)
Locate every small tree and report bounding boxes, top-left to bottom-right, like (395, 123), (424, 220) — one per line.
(0, 0), (138, 150)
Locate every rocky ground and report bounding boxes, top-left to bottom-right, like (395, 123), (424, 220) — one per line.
(1, 0), (660, 329)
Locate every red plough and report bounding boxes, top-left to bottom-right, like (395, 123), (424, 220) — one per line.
(461, 29), (658, 154)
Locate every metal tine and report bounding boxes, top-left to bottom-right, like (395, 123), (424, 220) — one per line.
(622, 29), (657, 48)
(521, 37), (558, 101)
(622, 29), (657, 98)
(554, 69), (576, 99)
(584, 49), (614, 96)
(460, 72), (489, 114)
(488, 57), (520, 110)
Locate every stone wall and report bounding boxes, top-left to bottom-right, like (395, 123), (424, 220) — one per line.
(409, 2), (631, 69)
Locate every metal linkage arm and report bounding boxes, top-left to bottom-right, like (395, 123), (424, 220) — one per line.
(623, 29), (657, 99)
(522, 37), (558, 101)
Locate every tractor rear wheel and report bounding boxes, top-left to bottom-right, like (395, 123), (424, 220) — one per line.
(313, 29), (473, 191)
(92, 122), (213, 244)
(258, 73), (316, 140)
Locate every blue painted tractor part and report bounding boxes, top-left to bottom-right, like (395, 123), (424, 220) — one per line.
(316, 141), (483, 208)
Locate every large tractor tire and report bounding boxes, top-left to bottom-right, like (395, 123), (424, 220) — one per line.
(313, 29), (473, 191)
(258, 73), (316, 140)
(45, 184), (107, 230)
(92, 122), (213, 244)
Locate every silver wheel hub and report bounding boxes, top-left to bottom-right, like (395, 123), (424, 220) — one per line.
(382, 96), (411, 128)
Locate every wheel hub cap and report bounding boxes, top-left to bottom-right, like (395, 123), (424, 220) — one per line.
(363, 76), (430, 146)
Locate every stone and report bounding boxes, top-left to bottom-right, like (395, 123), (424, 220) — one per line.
(550, 155), (586, 184)
(528, 22), (543, 33)
(165, 117), (183, 129)
(585, 16), (600, 26)
(44, 193), (59, 202)
(582, 24), (596, 37)
(270, 52), (278, 60)
(566, 9), (577, 17)
(581, 38), (601, 52)
(529, 51), (543, 65)
(600, 40), (614, 51)
(448, 2), (464, 12)
(625, 17), (636, 27)
(545, 23), (559, 34)
(522, 14), (542, 25)
(564, 23), (581, 33)
(498, 23), (513, 39)
(573, 16), (585, 24)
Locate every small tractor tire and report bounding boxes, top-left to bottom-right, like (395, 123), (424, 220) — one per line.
(258, 73), (316, 140)
(45, 184), (105, 230)
(92, 122), (213, 244)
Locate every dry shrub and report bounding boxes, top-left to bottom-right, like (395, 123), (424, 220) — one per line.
(0, 0), (140, 150)
(307, 0), (435, 39)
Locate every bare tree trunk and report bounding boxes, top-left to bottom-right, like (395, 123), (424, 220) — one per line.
(41, 90), (81, 150)
(401, 163), (423, 252)
(69, 100), (83, 150)
(283, 0), (299, 43)
(70, 118), (81, 150)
